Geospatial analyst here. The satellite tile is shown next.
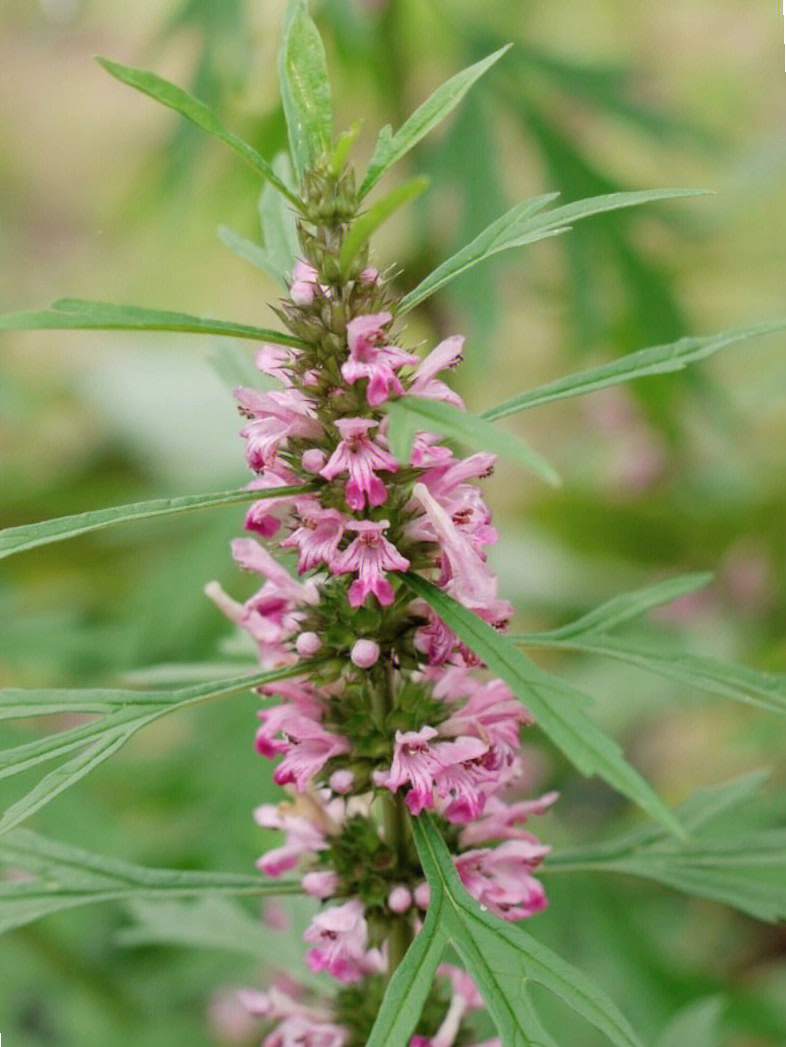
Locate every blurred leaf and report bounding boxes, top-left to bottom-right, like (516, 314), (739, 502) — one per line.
(0, 487), (308, 561)
(656, 998), (725, 1047)
(365, 899), (448, 1047)
(401, 574), (683, 835)
(0, 298), (304, 346)
(543, 775), (786, 922)
(400, 188), (704, 313)
(259, 153), (301, 284)
(96, 58), (301, 205)
(483, 319), (786, 420)
(279, 0), (333, 180)
(359, 46), (512, 199)
(118, 897), (275, 956)
(386, 396), (560, 486)
(0, 665), (307, 834)
(217, 225), (275, 276)
(339, 176), (430, 273)
(412, 814), (644, 1047)
(0, 829), (298, 935)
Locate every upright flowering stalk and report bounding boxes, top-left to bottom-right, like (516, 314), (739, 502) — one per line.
(206, 158), (556, 1047)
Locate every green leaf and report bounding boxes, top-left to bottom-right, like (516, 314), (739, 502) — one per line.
(339, 176), (430, 274)
(656, 998), (724, 1047)
(0, 828), (299, 934)
(258, 152), (300, 284)
(0, 665), (307, 834)
(543, 775), (786, 922)
(217, 225), (276, 278)
(512, 575), (786, 716)
(402, 574), (683, 836)
(540, 573), (714, 638)
(0, 298), (305, 346)
(483, 319), (786, 421)
(279, 0), (333, 180)
(386, 396), (561, 486)
(0, 485), (308, 560)
(118, 897), (280, 956)
(412, 814), (644, 1047)
(365, 897), (448, 1047)
(359, 46), (512, 198)
(399, 188), (707, 314)
(96, 57), (301, 206)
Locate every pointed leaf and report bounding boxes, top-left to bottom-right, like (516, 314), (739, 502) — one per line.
(0, 485), (309, 560)
(0, 298), (305, 346)
(402, 574), (683, 835)
(657, 999), (724, 1047)
(279, 0), (333, 179)
(258, 152), (300, 285)
(365, 898), (449, 1047)
(359, 46), (511, 198)
(0, 829), (299, 934)
(400, 188), (707, 314)
(484, 319), (786, 420)
(96, 58), (301, 206)
(217, 225), (277, 278)
(0, 665), (309, 833)
(339, 176), (430, 273)
(412, 814), (644, 1047)
(386, 396), (561, 486)
(543, 775), (786, 922)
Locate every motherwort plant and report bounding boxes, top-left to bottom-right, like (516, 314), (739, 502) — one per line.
(1, 4), (785, 1047)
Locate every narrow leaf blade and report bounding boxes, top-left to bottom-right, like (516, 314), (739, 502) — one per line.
(97, 58), (300, 205)
(339, 176), (430, 273)
(387, 397), (561, 486)
(0, 298), (304, 346)
(359, 46), (511, 198)
(0, 486), (308, 560)
(279, 0), (333, 179)
(483, 319), (786, 420)
(402, 575), (682, 835)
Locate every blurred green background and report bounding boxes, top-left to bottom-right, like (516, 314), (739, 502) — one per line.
(1, 0), (785, 1044)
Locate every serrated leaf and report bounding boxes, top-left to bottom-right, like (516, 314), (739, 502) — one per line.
(512, 575), (786, 716)
(365, 894), (448, 1047)
(400, 188), (707, 314)
(402, 574), (683, 835)
(412, 814), (644, 1047)
(96, 57), (300, 206)
(0, 829), (299, 934)
(0, 485), (308, 560)
(386, 396), (561, 486)
(483, 319), (786, 420)
(279, 0), (333, 179)
(359, 46), (511, 198)
(339, 176), (430, 273)
(543, 775), (786, 922)
(0, 665), (307, 834)
(0, 298), (304, 346)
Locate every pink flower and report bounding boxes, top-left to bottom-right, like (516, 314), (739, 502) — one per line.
(455, 840), (550, 921)
(440, 678), (531, 765)
(238, 986), (347, 1047)
(409, 336), (465, 408)
(236, 386), (321, 470)
(244, 471), (301, 538)
(320, 418), (398, 510)
(303, 899), (370, 983)
(351, 638), (380, 668)
(282, 503), (347, 574)
(301, 869), (339, 898)
(374, 726), (488, 816)
(331, 520), (410, 607)
(254, 803), (328, 876)
(341, 312), (417, 406)
(459, 792), (559, 847)
(290, 261), (328, 306)
(257, 710), (350, 792)
(256, 343), (294, 384)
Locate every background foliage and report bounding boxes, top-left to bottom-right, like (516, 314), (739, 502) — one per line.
(1, 1), (785, 1044)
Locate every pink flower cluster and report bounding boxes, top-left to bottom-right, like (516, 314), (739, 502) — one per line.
(209, 268), (555, 1047)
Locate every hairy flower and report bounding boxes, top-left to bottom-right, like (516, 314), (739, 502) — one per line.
(331, 519), (410, 607)
(320, 418), (399, 510)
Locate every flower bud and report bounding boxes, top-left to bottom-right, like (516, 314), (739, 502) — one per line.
(302, 448), (327, 473)
(296, 632), (322, 658)
(351, 639), (380, 668)
(414, 881), (430, 910)
(387, 885), (412, 914)
(301, 870), (339, 899)
(329, 769), (354, 794)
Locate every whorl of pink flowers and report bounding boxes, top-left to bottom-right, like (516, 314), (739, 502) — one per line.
(211, 251), (555, 1045)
